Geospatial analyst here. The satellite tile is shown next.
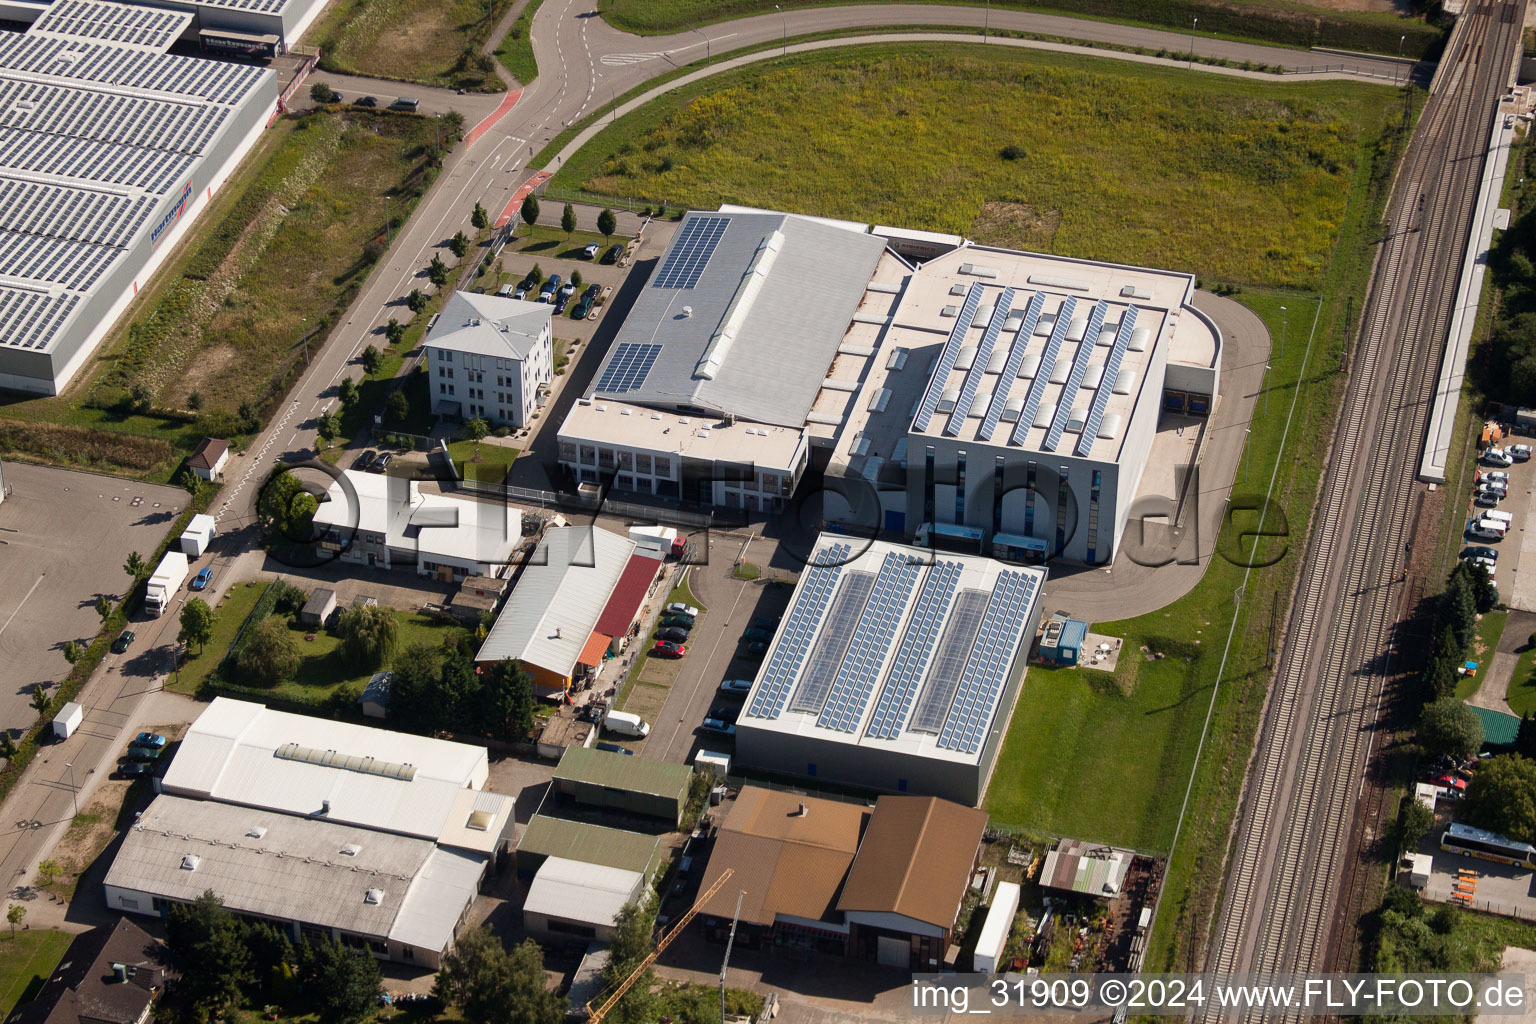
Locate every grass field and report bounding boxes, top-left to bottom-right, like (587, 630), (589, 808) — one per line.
(174, 581), (268, 693)
(495, 0), (544, 84)
(595, 0), (1442, 57)
(1506, 641), (1536, 717)
(449, 438), (519, 482)
(310, 0), (513, 90)
(0, 110), (446, 481)
(1456, 610), (1508, 701)
(556, 45), (1398, 289)
(0, 930), (73, 1021)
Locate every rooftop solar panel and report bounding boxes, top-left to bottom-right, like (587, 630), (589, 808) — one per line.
(745, 543), (852, 719)
(936, 571), (1040, 754)
(1012, 296), (1077, 446)
(907, 590), (990, 733)
(913, 282), (983, 431)
(651, 215), (728, 290)
(977, 291), (1045, 442)
(815, 552), (924, 732)
(1075, 307), (1139, 457)
(594, 342), (663, 394)
(861, 560), (963, 740)
(944, 287), (1015, 436)
(787, 571), (876, 715)
(1042, 300), (1107, 451)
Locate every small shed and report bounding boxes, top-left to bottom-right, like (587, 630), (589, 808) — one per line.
(1414, 782), (1438, 813)
(300, 588), (337, 627)
(188, 438), (230, 481)
(536, 711), (593, 759)
(360, 672), (392, 718)
(1406, 852), (1433, 890)
(694, 749), (731, 777)
(179, 514), (216, 557)
(523, 857), (645, 943)
(1039, 839), (1132, 897)
(1038, 613), (1087, 666)
(52, 701), (83, 740)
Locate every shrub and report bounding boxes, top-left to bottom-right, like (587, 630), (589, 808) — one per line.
(1000, 144), (1026, 160)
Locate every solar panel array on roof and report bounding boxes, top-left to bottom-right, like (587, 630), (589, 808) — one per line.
(816, 552), (924, 732)
(30, 0), (192, 50)
(0, 127), (194, 191)
(0, 287), (79, 350)
(1076, 306), (1139, 456)
(0, 35), (267, 106)
(1012, 296), (1076, 446)
(936, 571), (1041, 753)
(945, 287), (1014, 436)
(907, 590), (990, 733)
(0, 79), (230, 154)
(652, 215), (728, 290)
(1042, 300), (1107, 451)
(787, 571), (875, 714)
(0, 178), (154, 247)
(594, 342), (663, 394)
(745, 543), (852, 719)
(977, 291), (1045, 442)
(0, 230), (120, 290)
(913, 282), (982, 431)
(862, 560), (963, 740)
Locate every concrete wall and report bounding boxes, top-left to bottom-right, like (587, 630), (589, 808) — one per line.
(733, 727), (985, 806)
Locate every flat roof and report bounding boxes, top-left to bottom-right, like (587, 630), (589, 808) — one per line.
(311, 471), (521, 568)
(30, 0), (191, 50)
(557, 398), (804, 470)
(476, 526), (635, 676)
(737, 535), (1046, 766)
(517, 814), (660, 874)
(1040, 839), (1133, 896)
(524, 856), (643, 928)
(586, 209), (886, 427)
(555, 746), (692, 801)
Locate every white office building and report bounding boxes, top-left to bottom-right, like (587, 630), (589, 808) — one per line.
(426, 291), (553, 429)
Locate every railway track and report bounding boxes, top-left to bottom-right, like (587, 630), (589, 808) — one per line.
(1203, 0), (1523, 1005)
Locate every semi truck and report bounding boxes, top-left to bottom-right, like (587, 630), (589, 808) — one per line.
(146, 551), (189, 616)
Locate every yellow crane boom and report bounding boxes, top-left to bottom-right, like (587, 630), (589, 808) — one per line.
(586, 867), (735, 1023)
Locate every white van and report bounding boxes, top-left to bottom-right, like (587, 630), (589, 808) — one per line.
(1475, 517), (1509, 535)
(603, 710), (650, 738)
(1483, 510), (1515, 524)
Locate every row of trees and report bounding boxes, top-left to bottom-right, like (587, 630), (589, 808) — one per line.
(387, 636), (536, 742)
(518, 195), (619, 243)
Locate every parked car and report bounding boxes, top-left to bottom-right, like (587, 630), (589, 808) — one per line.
(354, 449), (377, 470)
(602, 243), (624, 264)
(135, 732), (167, 748)
(1477, 482), (1508, 498)
(751, 616), (779, 630)
(572, 298), (594, 319)
(353, 95), (378, 107)
(1483, 471), (1511, 484)
(1467, 521), (1504, 542)
(665, 602), (700, 617)
(496, 283), (514, 298)
(1482, 448), (1514, 467)
(658, 626), (691, 643)
(652, 640), (687, 658)
(718, 678), (754, 695)
(1432, 773), (1468, 791)
(514, 285), (529, 300)
(388, 97), (420, 112)
(742, 641), (768, 659)
(1512, 443), (1534, 462)
(660, 613), (695, 628)
(582, 242), (601, 259)
(190, 567), (213, 591)
(373, 452), (394, 474)
(1475, 491), (1502, 508)
(582, 283), (601, 302)
(708, 704), (740, 724)
(116, 761), (153, 778)
(699, 717), (737, 737)
(1463, 546), (1499, 562)
(539, 274), (562, 301)
(111, 630), (135, 653)
(595, 741), (634, 755)
(552, 296), (569, 315)
(126, 745), (164, 763)
(741, 628), (770, 643)
(559, 281), (577, 301)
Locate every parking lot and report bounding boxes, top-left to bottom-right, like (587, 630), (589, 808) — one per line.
(0, 464), (188, 736)
(1467, 439), (1535, 610)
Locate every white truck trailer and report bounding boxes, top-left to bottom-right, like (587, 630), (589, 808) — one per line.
(146, 551), (189, 616)
(179, 514), (216, 556)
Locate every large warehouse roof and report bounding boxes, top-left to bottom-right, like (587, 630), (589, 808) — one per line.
(586, 210), (886, 427)
(738, 537), (1046, 764)
(837, 795), (987, 928)
(159, 697), (512, 849)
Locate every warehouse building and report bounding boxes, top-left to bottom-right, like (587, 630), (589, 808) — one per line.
(105, 698), (515, 967)
(0, 0), (279, 394)
(5, 0), (335, 54)
(426, 291), (553, 429)
(733, 535), (1047, 805)
(523, 857), (646, 943)
(514, 815), (660, 877)
(552, 746), (693, 826)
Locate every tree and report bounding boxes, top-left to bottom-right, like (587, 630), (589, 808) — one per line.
(1442, 573), (1477, 651)
(408, 289), (429, 313)
(174, 467), (201, 495)
(528, 263), (544, 287)
(0, 733), (17, 763)
(429, 253), (450, 288)
(338, 376), (360, 407)
(1419, 698), (1483, 758)
(1519, 713), (1536, 761)
(1465, 755), (1536, 843)
(302, 937), (381, 1024)
(520, 194), (540, 235)
(571, 270), (583, 289)
(361, 345), (383, 377)
(475, 659), (536, 741)
(35, 860), (60, 887)
(603, 895), (658, 1024)
(561, 202), (576, 239)
(1396, 798), (1435, 856)
(316, 411), (340, 445)
(6, 903), (22, 938)
(438, 637), (480, 732)
(179, 598), (215, 655)
(472, 202), (489, 230)
(237, 400), (258, 432)
(385, 319), (406, 347)
(29, 688), (50, 717)
(256, 468), (306, 537)
(310, 82), (338, 104)
(597, 207), (616, 242)
(1459, 560), (1499, 614)
(62, 640), (82, 665)
(235, 616), (299, 687)
(388, 642), (446, 733)
(166, 891), (253, 1020)
(442, 109), (465, 138)
(465, 417), (490, 442)
(385, 390), (410, 425)
(123, 551), (146, 581)
(338, 604), (397, 671)
(94, 595), (112, 629)
(435, 928), (561, 1024)
(188, 391), (203, 411)
(1423, 623), (1462, 701)
(450, 231), (471, 258)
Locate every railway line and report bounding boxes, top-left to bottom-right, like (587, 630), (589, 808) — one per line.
(1204, 0), (1524, 1001)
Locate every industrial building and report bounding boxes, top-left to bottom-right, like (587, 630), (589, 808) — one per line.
(733, 535), (1047, 805)
(3, 0), (335, 55)
(523, 857), (646, 943)
(0, 0), (280, 394)
(514, 814), (660, 877)
(552, 746), (693, 826)
(426, 291), (554, 429)
(311, 470), (521, 580)
(104, 698), (516, 967)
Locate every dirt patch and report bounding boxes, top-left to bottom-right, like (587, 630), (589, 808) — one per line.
(971, 201), (1063, 253)
(623, 681), (671, 722)
(1302, 0), (1407, 11)
(173, 343), (241, 406)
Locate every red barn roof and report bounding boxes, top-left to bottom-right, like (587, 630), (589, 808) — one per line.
(594, 554), (662, 638)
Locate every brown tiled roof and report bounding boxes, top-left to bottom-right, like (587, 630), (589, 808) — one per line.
(699, 787), (868, 926)
(836, 795), (987, 929)
(187, 437), (228, 471)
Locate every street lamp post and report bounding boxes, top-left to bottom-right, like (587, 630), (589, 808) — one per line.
(300, 316), (310, 366)
(984, 0), (990, 41)
(1263, 364), (1272, 419)
(1397, 34), (1406, 85)
(1189, 16), (1198, 69)
(775, 5), (786, 57)
(1279, 305), (1287, 360)
(1244, 427), (1252, 481)
(692, 24), (709, 62)
(64, 762), (78, 819)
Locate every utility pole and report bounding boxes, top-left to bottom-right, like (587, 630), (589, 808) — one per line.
(983, 0), (989, 41)
(775, 5), (785, 57)
(1188, 16), (1197, 69)
(720, 891), (745, 1024)
(1279, 304), (1287, 360)
(64, 761), (78, 819)
(1396, 34), (1406, 85)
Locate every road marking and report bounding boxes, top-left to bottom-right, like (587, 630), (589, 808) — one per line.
(0, 573), (46, 639)
(601, 52), (664, 66)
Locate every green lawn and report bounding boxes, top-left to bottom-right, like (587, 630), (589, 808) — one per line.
(504, 223), (621, 260)
(309, 0), (513, 91)
(274, 612), (460, 702)
(1506, 640), (1536, 717)
(1457, 610), (1508, 701)
(495, 0), (544, 84)
(595, 0), (1440, 57)
(173, 580), (268, 693)
(448, 439), (519, 482)
(0, 930), (73, 1021)
(555, 44), (1397, 291)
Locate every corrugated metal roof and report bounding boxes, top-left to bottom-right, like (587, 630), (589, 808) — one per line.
(388, 846), (486, 953)
(1039, 839), (1131, 896)
(516, 815), (659, 873)
(476, 527), (635, 676)
(593, 554), (663, 638)
(837, 795), (986, 928)
(524, 856), (643, 928)
(554, 747), (692, 801)
(577, 632), (610, 669)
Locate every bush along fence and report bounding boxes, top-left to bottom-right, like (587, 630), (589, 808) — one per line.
(0, 481), (221, 805)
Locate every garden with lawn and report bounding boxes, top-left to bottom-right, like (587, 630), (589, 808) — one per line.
(0, 930), (72, 1021)
(449, 438), (519, 482)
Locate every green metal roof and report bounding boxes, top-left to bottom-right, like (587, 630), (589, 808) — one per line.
(517, 815), (660, 874)
(555, 746), (692, 800)
(1466, 704), (1520, 748)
